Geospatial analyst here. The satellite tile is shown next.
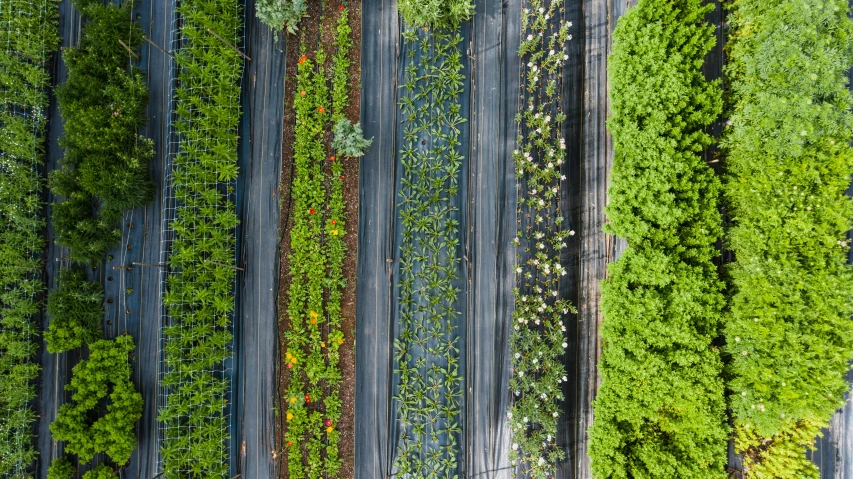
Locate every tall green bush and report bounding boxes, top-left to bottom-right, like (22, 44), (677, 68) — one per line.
(52, 0), (153, 264)
(589, 1), (728, 478)
(45, 270), (104, 353)
(0, 0), (58, 475)
(723, 0), (853, 476)
(397, 0), (473, 27)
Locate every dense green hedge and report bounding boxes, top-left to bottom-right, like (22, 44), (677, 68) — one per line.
(45, 270), (104, 353)
(0, 0), (58, 474)
(723, 0), (853, 476)
(589, 1), (728, 478)
(158, 0), (243, 476)
(51, 0), (153, 264)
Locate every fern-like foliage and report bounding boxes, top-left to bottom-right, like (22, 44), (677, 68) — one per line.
(589, 1), (728, 477)
(44, 269), (104, 353)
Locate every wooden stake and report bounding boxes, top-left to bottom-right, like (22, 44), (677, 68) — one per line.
(113, 265), (133, 270)
(117, 39), (140, 60)
(208, 261), (245, 271)
(132, 262), (168, 268)
(143, 35), (173, 58)
(206, 28), (251, 61)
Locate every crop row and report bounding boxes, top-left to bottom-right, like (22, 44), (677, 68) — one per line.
(589, 1), (728, 478)
(392, 5), (470, 474)
(158, 0), (244, 476)
(724, 0), (853, 476)
(0, 0), (58, 475)
(507, 0), (574, 477)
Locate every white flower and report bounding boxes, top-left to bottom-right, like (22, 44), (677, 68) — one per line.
(519, 371), (525, 377)
(541, 392), (547, 399)
(533, 76), (538, 82)
(539, 7), (545, 13)
(512, 443), (519, 451)
(545, 115), (551, 123)
(533, 358), (538, 364)
(562, 376), (567, 381)
(523, 416), (529, 423)
(549, 49), (555, 56)
(564, 54), (569, 60)
(538, 199), (545, 206)
(569, 230), (575, 236)
(516, 267), (522, 274)
(735, 337), (741, 342)
(527, 34), (533, 41)
(527, 62), (532, 68)
(561, 175), (566, 180)
(547, 162), (553, 168)
(538, 457), (546, 466)
(562, 342), (568, 348)
(552, 411), (559, 418)
(514, 353), (520, 359)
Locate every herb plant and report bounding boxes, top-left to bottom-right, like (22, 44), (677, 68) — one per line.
(158, 0), (243, 475)
(723, 0), (853, 476)
(50, 335), (143, 466)
(397, 0), (474, 28)
(44, 269), (104, 353)
(0, 0), (58, 475)
(81, 464), (115, 479)
(51, 0), (154, 264)
(47, 456), (75, 479)
(283, 6), (354, 476)
(256, 0), (307, 34)
(507, 1), (574, 477)
(588, 2), (729, 478)
(392, 17), (466, 478)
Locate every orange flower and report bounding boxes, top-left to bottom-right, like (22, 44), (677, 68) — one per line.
(298, 55), (307, 64)
(311, 318), (317, 325)
(331, 219), (337, 225)
(300, 90), (306, 96)
(318, 106), (325, 113)
(330, 155), (335, 161)
(291, 357), (298, 364)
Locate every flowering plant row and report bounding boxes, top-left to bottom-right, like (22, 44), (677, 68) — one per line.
(508, 1), (574, 477)
(0, 0), (57, 474)
(589, 1), (728, 478)
(392, 18), (468, 477)
(158, 0), (243, 476)
(282, 6), (358, 476)
(51, 0), (154, 265)
(723, 1), (853, 476)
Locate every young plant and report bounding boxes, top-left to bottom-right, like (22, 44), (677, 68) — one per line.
(44, 269), (104, 353)
(0, 0), (58, 475)
(50, 335), (143, 466)
(507, 1), (574, 477)
(723, 0), (853, 475)
(332, 118), (371, 158)
(589, 1), (728, 478)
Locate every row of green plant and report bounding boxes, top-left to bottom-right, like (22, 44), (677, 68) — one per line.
(51, 0), (154, 265)
(590, 1), (728, 478)
(507, 1), (574, 477)
(158, 0), (244, 475)
(281, 3), (369, 475)
(723, 0), (853, 477)
(0, 0), (58, 475)
(393, 4), (471, 474)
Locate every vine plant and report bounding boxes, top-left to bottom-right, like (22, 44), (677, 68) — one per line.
(158, 0), (243, 476)
(0, 0), (58, 474)
(392, 6), (470, 476)
(508, 1), (574, 477)
(283, 5), (360, 476)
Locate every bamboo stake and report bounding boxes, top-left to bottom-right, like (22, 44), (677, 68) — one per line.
(208, 261), (245, 271)
(206, 28), (251, 61)
(143, 35), (173, 58)
(112, 265), (133, 270)
(132, 262), (168, 268)
(117, 39), (140, 60)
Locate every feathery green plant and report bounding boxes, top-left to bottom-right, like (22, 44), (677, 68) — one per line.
(589, 1), (728, 478)
(44, 270), (104, 353)
(47, 456), (75, 479)
(398, 0), (473, 28)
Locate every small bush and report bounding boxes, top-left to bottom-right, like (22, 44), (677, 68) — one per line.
(47, 457), (75, 479)
(256, 0), (307, 34)
(45, 270), (104, 353)
(82, 464), (115, 479)
(398, 0), (473, 27)
(332, 119), (371, 157)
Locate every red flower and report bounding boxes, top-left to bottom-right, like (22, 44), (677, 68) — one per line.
(287, 441), (292, 447)
(309, 208), (316, 214)
(286, 363), (293, 369)
(330, 155), (335, 161)
(339, 5), (344, 10)
(339, 175), (344, 181)
(325, 419), (333, 427)
(305, 394), (311, 403)
(331, 220), (337, 225)
(318, 106), (325, 113)
(298, 55), (307, 64)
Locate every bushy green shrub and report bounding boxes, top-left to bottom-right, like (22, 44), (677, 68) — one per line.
(47, 456), (75, 479)
(51, 0), (153, 263)
(45, 270), (104, 353)
(256, 0), (306, 34)
(331, 118), (371, 157)
(82, 464), (115, 479)
(589, 1), (728, 478)
(50, 336), (143, 465)
(398, 0), (473, 27)
(0, 0), (58, 475)
(723, 0), (853, 475)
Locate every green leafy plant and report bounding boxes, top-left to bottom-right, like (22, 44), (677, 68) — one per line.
(50, 335), (143, 466)
(158, 0), (243, 476)
(589, 1), (728, 478)
(45, 269), (104, 353)
(507, 1), (574, 477)
(82, 464), (115, 479)
(392, 15), (466, 477)
(47, 456), (75, 479)
(0, 0), (58, 475)
(398, 0), (474, 27)
(51, 0), (153, 264)
(256, 0), (307, 34)
(722, 0), (853, 475)
(331, 118), (371, 158)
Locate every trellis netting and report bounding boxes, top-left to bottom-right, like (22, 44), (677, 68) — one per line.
(158, 0), (244, 476)
(0, 0), (57, 476)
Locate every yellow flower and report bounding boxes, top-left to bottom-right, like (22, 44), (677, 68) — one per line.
(286, 353), (292, 359)
(309, 311), (319, 319)
(327, 426), (333, 433)
(290, 397), (297, 403)
(321, 342), (326, 348)
(291, 357), (298, 364)
(287, 413), (294, 421)
(331, 229), (339, 236)
(337, 338), (344, 345)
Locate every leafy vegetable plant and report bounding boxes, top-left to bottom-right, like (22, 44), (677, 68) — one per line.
(331, 118), (371, 158)
(723, 0), (853, 476)
(507, 1), (574, 477)
(158, 0), (243, 476)
(392, 14), (466, 478)
(589, 2), (729, 478)
(0, 0), (58, 474)
(256, 0), (307, 34)
(51, 0), (154, 264)
(45, 269), (104, 353)
(50, 335), (143, 466)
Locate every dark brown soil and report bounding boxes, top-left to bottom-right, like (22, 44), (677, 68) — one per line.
(276, 0), (361, 477)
